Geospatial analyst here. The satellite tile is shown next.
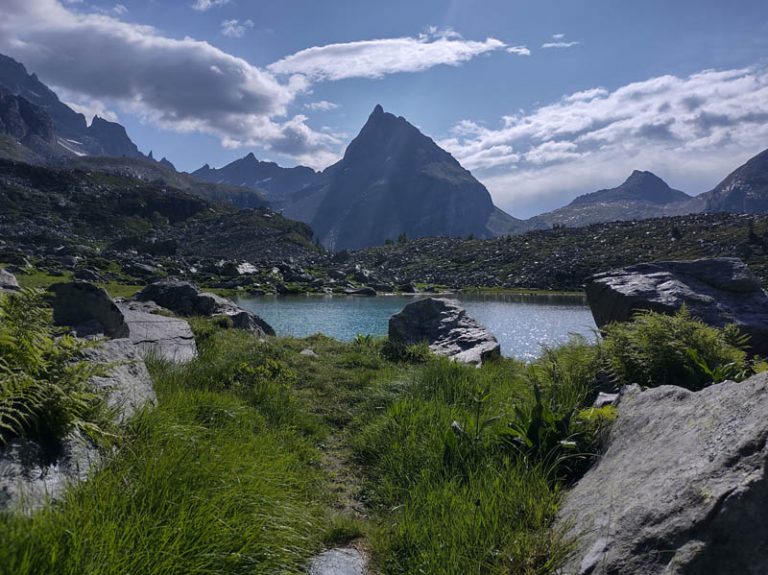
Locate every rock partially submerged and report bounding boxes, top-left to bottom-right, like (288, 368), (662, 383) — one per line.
(557, 373), (768, 574)
(389, 297), (500, 365)
(585, 257), (768, 354)
(135, 280), (274, 336)
(0, 338), (156, 513)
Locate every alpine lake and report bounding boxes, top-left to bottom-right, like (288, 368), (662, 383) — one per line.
(235, 292), (597, 361)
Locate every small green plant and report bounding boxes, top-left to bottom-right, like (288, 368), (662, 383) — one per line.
(382, 340), (432, 363)
(601, 307), (751, 390)
(0, 289), (110, 449)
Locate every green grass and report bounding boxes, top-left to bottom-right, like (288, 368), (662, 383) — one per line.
(2, 306), (754, 574)
(0, 328), (338, 575)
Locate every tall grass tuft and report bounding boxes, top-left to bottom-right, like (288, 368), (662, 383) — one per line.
(0, 327), (331, 575)
(356, 353), (594, 574)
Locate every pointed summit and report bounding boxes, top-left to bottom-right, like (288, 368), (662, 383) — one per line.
(309, 107), (519, 250)
(570, 170), (690, 206)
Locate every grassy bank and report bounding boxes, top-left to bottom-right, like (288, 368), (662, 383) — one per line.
(1, 294), (759, 573)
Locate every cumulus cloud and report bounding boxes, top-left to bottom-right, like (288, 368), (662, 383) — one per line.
(0, 0), (343, 161)
(507, 45), (531, 56)
(440, 67), (768, 217)
(304, 100), (339, 112)
(221, 18), (253, 38)
(191, 0), (229, 11)
(268, 30), (506, 81)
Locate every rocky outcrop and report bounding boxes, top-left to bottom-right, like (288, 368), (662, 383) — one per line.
(117, 300), (197, 363)
(135, 280), (274, 336)
(49, 281), (197, 363)
(557, 373), (768, 575)
(83, 338), (156, 424)
(585, 257), (768, 354)
(0, 337), (155, 513)
(0, 268), (19, 291)
(49, 282), (129, 338)
(389, 297), (500, 365)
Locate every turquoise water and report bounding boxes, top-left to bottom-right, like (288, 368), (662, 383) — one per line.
(235, 293), (597, 361)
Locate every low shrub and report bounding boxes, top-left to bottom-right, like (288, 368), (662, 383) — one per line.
(0, 289), (110, 450)
(601, 307), (751, 390)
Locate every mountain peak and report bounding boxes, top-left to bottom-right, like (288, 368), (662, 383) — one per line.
(570, 170), (690, 207)
(245, 152), (257, 160)
(371, 104), (384, 116)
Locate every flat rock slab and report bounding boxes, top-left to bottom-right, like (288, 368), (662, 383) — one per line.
(389, 297), (500, 365)
(557, 373), (768, 574)
(309, 548), (366, 575)
(83, 338), (156, 424)
(585, 257), (768, 355)
(117, 301), (197, 363)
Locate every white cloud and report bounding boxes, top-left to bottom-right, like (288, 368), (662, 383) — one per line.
(268, 32), (506, 81)
(542, 34), (580, 49)
(304, 100), (339, 112)
(542, 41), (580, 49)
(440, 66), (768, 217)
(221, 18), (253, 38)
(0, 0), (344, 161)
(191, 0), (229, 11)
(112, 3), (127, 15)
(507, 45), (531, 56)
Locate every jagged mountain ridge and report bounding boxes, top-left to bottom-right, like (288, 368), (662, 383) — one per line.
(0, 53), (142, 159)
(192, 152), (319, 210)
(193, 105), (521, 249)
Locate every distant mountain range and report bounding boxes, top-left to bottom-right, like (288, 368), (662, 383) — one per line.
(1, 51), (768, 252)
(0, 53), (144, 160)
(194, 104), (520, 250)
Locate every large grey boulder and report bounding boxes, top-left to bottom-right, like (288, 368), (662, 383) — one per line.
(585, 258), (768, 355)
(83, 338), (156, 424)
(117, 301), (197, 363)
(389, 297), (500, 365)
(0, 432), (100, 514)
(49, 282), (129, 338)
(0, 268), (19, 291)
(135, 280), (274, 336)
(0, 338), (156, 513)
(557, 373), (768, 575)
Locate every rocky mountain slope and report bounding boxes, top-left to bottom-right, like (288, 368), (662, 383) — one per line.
(525, 170), (698, 229)
(0, 159), (317, 266)
(192, 152), (319, 210)
(0, 53), (143, 159)
(340, 212), (768, 290)
(700, 147), (768, 213)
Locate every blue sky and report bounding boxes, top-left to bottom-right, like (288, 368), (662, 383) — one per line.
(1, 0), (768, 217)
